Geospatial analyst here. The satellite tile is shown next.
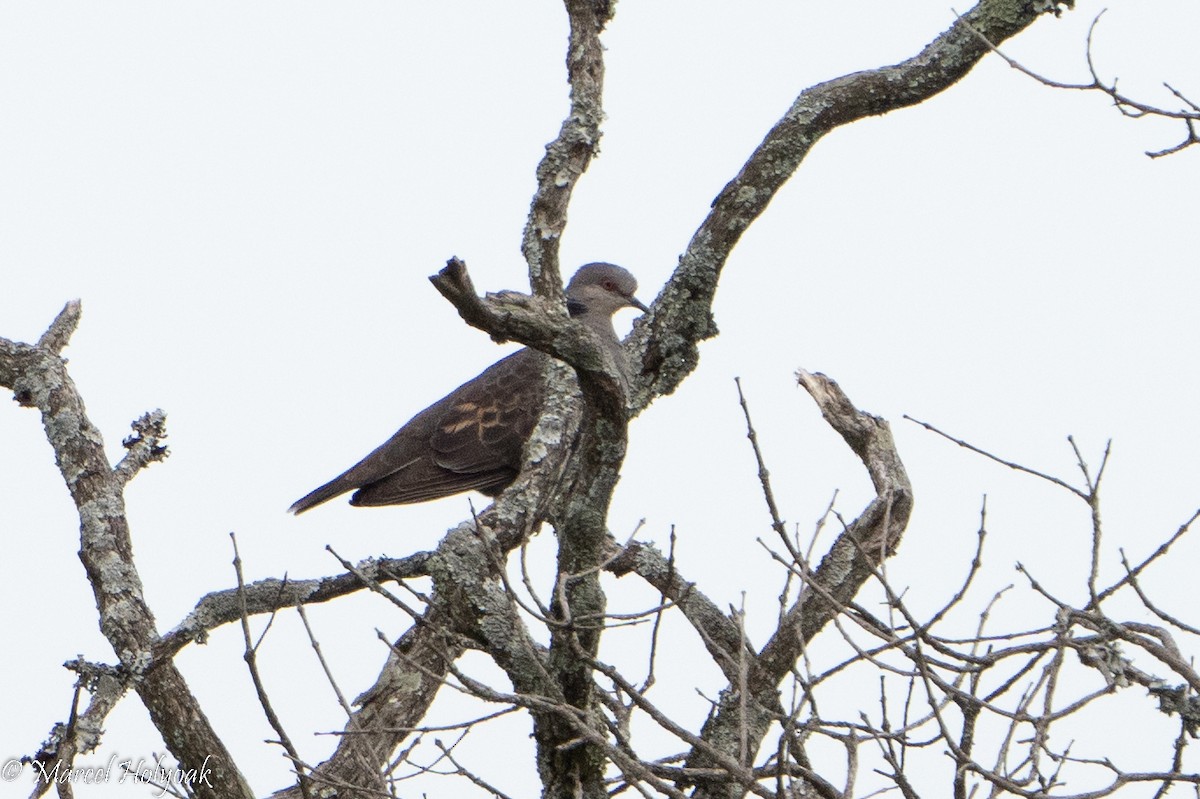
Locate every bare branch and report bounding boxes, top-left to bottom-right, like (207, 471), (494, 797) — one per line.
(0, 308), (252, 799)
(607, 537), (751, 687)
(27, 660), (128, 799)
(35, 300), (82, 355)
(520, 0), (615, 296)
(906, 415), (1089, 500)
(1091, 507), (1200, 608)
(956, 8), (1200, 157)
(156, 552), (432, 660)
(735, 377), (788, 541)
(628, 0), (1058, 411)
(232, 535), (311, 797)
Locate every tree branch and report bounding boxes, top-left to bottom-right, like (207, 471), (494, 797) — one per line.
(156, 552), (432, 661)
(520, 0), (616, 297)
(627, 0), (1057, 412)
(957, 9), (1200, 158)
(0, 305), (252, 799)
(685, 371), (912, 797)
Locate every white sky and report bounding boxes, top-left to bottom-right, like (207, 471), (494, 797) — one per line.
(2, 2), (1198, 797)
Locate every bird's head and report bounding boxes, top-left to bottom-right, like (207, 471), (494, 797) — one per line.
(566, 263), (649, 318)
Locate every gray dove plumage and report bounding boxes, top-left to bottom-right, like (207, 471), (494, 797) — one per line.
(289, 263), (647, 514)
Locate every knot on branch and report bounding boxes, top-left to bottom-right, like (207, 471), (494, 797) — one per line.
(1033, 0), (1074, 17)
(115, 409), (170, 484)
(430, 258), (564, 345)
(1077, 640), (1132, 687)
(64, 655), (126, 692)
(1149, 684), (1200, 737)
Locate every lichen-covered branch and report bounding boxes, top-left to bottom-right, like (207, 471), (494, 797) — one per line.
(157, 552), (432, 660)
(0, 304), (253, 799)
(430, 253), (633, 796)
(520, 0), (616, 298)
(607, 538), (753, 687)
(682, 371), (913, 798)
(273, 605), (468, 798)
(627, 0), (1061, 411)
(280, 3), (625, 792)
(28, 661), (127, 799)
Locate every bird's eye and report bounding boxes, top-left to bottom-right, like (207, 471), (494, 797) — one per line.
(603, 279), (617, 291)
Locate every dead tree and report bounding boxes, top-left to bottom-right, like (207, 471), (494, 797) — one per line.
(6, 1), (1198, 798)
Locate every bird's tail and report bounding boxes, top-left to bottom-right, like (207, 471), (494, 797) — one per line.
(288, 476), (356, 515)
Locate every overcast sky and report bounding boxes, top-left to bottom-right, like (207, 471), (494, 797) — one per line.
(2, 2), (1198, 796)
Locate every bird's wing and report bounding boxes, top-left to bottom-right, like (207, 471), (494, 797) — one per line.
(290, 349), (546, 512)
(348, 458), (513, 506)
(429, 348), (545, 475)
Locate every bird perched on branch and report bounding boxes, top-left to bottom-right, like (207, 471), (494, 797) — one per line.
(289, 263), (647, 514)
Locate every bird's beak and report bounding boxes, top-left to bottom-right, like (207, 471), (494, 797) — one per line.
(628, 295), (650, 314)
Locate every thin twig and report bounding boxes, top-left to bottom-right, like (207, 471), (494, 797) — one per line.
(232, 533), (311, 798)
(904, 416), (1087, 500)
